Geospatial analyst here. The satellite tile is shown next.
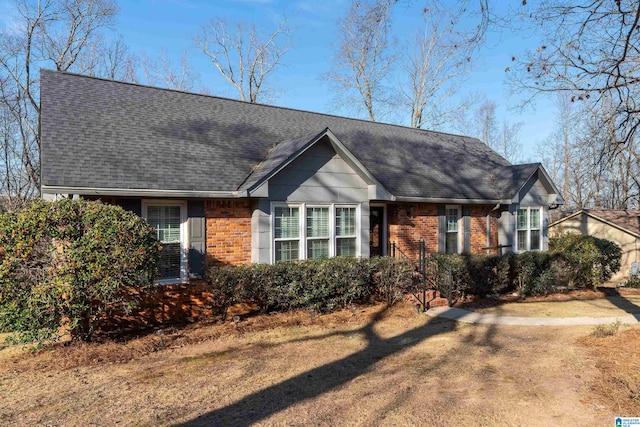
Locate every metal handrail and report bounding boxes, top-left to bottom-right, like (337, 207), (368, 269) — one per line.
(389, 241), (440, 310)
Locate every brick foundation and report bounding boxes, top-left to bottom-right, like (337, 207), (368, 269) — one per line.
(205, 199), (252, 266)
(101, 282), (216, 333)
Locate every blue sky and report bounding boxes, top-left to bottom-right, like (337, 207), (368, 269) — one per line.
(2, 0), (557, 162)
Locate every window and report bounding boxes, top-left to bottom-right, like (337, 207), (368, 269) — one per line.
(445, 206), (460, 254)
(336, 207), (357, 257)
(274, 206), (300, 262)
(517, 207), (542, 251)
(307, 207), (329, 259)
(272, 203), (358, 262)
(143, 201), (187, 283)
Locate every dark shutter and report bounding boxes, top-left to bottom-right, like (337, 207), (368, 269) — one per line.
(438, 205), (446, 253)
(115, 199), (141, 216)
(463, 206), (471, 254)
(188, 200), (206, 279)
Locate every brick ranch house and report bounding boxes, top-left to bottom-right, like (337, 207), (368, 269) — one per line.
(39, 70), (563, 321)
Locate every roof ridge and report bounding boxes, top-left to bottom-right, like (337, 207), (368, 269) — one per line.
(41, 69), (483, 142)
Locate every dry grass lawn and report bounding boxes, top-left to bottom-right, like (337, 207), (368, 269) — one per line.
(0, 299), (638, 426)
(461, 291), (640, 318)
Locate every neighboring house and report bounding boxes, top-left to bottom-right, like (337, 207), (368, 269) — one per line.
(549, 209), (640, 282)
(40, 70), (563, 285)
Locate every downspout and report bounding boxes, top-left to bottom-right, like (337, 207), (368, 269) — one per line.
(488, 203), (500, 255)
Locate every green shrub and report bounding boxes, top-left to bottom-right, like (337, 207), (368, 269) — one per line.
(463, 254), (515, 296)
(550, 234), (622, 287)
(206, 257), (414, 316)
(370, 257), (414, 307)
(426, 254), (469, 302)
(0, 199), (160, 343)
(208, 265), (250, 321)
(514, 251), (577, 296)
(623, 276), (640, 288)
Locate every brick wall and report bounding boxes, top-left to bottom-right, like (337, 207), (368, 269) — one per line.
(101, 282), (216, 333)
(205, 199), (253, 266)
(388, 203), (499, 259)
(469, 205), (499, 254)
(388, 203), (439, 259)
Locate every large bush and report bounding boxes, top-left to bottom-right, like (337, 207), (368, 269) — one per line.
(514, 251), (574, 296)
(207, 257), (414, 316)
(425, 234), (621, 300)
(549, 234), (621, 287)
(0, 199), (160, 343)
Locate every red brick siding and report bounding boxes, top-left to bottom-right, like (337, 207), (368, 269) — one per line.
(101, 282), (215, 332)
(388, 203), (499, 258)
(469, 205), (500, 254)
(205, 200), (252, 266)
(388, 203), (439, 259)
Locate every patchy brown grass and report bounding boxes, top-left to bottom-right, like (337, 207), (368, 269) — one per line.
(579, 327), (640, 415)
(0, 300), (637, 426)
(459, 290), (640, 317)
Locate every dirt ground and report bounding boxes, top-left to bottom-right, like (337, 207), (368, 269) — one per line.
(0, 298), (638, 426)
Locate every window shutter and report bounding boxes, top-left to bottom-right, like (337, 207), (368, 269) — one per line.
(188, 200), (206, 280)
(438, 205), (446, 253)
(115, 199), (141, 216)
(463, 206), (471, 254)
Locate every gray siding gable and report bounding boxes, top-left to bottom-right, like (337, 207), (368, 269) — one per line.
(268, 138), (368, 203)
(252, 138), (370, 263)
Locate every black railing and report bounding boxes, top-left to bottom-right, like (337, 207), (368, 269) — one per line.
(388, 241), (441, 310)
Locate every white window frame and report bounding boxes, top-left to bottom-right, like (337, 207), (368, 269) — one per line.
(445, 204), (462, 254)
(273, 205), (302, 262)
(271, 202), (360, 263)
(516, 206), (542, 252)
(142, 200), (188, 284)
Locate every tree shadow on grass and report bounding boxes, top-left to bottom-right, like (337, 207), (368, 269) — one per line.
(172, 305), (502, 426)
(598, 287), (640, 319)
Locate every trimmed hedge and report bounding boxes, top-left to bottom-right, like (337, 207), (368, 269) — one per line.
(0, 199), (160, 343)
(427, 234), (622, 300)
(207, 234), (623, 318)
(207, 257), (415, 319)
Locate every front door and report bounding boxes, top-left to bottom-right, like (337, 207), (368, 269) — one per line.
(370, 206), (384, 257)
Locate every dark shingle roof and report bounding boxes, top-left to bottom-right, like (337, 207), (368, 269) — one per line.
(41, 70), (535, 201)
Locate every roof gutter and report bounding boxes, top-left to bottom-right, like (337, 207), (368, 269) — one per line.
(41, 185), (244, 199)
(394, 196), (512, 205)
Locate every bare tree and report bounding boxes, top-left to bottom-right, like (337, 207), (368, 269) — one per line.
(474, 100), (498, 149)
(141, 49), (199, 91)
(556, 97), (640, 209)
(466, 100), (523, 163)
(535, 135), (563, 184)
(325, 0), (395, 121)
(0, 0), (117, 203)
(498, 120), (523, 164)
(77, 35), (138, 82)
(194, 16), (292, 104)
(402, 2), (483, 129)
(509, 0), (640, 145)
